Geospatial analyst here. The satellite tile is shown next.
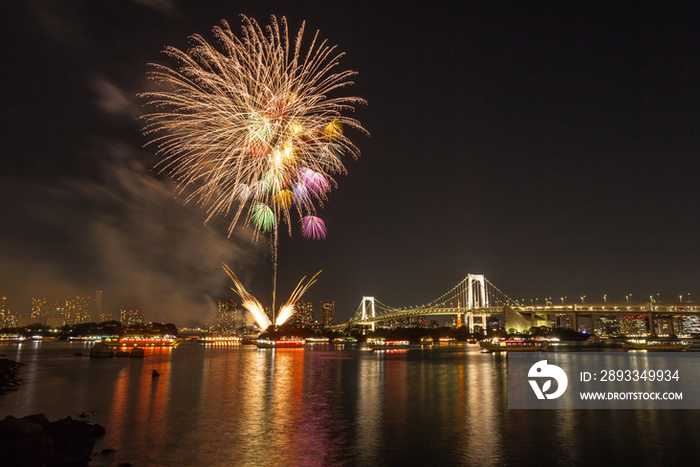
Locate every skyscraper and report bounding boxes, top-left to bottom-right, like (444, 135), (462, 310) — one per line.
(120, 309), (142, 326)
(216, 299), (238, 334)
(293, 301), (314, 326)
(64, 295), (91, 325)
(320, 301), (335, 326)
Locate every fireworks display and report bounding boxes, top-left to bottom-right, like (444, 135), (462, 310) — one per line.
(139, 15), (367, 240)
(223, 263), (321, 329)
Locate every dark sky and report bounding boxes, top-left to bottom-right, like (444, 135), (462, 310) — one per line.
(2, 0), (699, 325)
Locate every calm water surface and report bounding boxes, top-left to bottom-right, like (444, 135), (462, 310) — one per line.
(1, 341), (698, 466)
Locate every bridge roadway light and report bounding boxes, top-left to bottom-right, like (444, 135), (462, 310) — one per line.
(604, 294), (607, 302)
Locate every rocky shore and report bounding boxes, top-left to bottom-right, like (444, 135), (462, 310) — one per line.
(0, 414), (105, 466)
(0, 358), (22, 395)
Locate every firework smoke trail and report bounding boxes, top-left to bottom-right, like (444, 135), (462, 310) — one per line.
(140, 15), (367, 312)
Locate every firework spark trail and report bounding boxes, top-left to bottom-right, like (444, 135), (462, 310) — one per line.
(223, 263), (320, 329)
(139, 15), (367, 241)
(275, 270), (322, 325)
(222, 263), (271, 330)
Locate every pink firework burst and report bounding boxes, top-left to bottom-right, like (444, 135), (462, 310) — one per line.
(299, 168), (329, 197)
(300, 215), (327, 240)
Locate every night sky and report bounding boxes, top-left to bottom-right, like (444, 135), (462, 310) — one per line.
(2, 1), (699, 325)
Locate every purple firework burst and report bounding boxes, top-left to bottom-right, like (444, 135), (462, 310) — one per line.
(300, 215), (327, 240)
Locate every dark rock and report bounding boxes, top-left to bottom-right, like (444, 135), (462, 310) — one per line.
(130, 347), (145, 358)
(21, 413), (50, 428)
(115, 351), (130, 358)
(74, 352), (83, 356)
(100, 448), (116, 454)
(0, 415), (43, 437)
(79, 411), (96, 418)
(89, 342), (114, 358)
(0, 414), (105, 466)
(120, 462), (133, 466)
(152, 369), (160, 377)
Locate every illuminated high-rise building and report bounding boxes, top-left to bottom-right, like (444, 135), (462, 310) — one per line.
(294, 301), (314, 326)
(31, 298), (48, 319)
(216, 299), (238, 333)
(320, 301), (335, 326)
(0, 295), (16, 328)
(120, 309), (143, 326)
(679, 315), (700, 335)
(620, 316), (649, 336)
(64, 295), (91, 325)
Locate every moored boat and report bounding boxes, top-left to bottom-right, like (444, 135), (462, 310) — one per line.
(333, 337), (358, 345)
(479, 338), (550, 352)
(305, 337), (329, 344)
(420, 337), (434, 345)
(622, 339), (692, 351)
(438, 337), (457, 344)
(367, 338), (409, 350)
(0, 334), (27, 343)
(199, 335), (241, 345)
(108, 335), (182, 347)
(255, 337), (305, 349)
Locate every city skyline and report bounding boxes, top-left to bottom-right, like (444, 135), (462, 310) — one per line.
(2, 1), (699, 325)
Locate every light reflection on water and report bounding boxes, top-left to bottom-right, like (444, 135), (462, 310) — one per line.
(0, 342), (698, 466)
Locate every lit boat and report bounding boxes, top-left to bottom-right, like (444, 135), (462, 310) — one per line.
(199, 335), (241, 344)
(622, 339), (692, 351)
(438, 337), (457, 344)
(367, 338), (409, 350)
(587, 335), (602, 343)
(255, 337), (305, 349)
(241, 335), (261, 345)
(420, 337), (434, 345)
(467, 339), (478, 345)
(479, 338), (550, 352)
(0, 334), (27, 343)
(29, 335), (59, 341)
(68, 336), (103, 342)
(109, 335), (182, 347)
(305, 337), (329, 344)
(332, 337), (358, 345)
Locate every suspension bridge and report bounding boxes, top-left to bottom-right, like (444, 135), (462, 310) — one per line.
(340, 274), (700, 335)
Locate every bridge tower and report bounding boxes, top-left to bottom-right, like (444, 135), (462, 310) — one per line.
(465, 274), (488, 333)
(361, 296), (376, 331)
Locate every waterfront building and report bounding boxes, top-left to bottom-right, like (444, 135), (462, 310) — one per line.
(216, 299), (238, 334)
(30, 298), (48, 319)
(678, 315), (700, 335)
(100, 311), (114, 322)
(294, 300), (314, 326)
(120, 309), (143, 326)
(597, 316), (621, 336)
(320, 301), (335, 326)
(64, 295), (91, 325)
(0, 295), (17, 328)
(620, 316), (649, 336)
